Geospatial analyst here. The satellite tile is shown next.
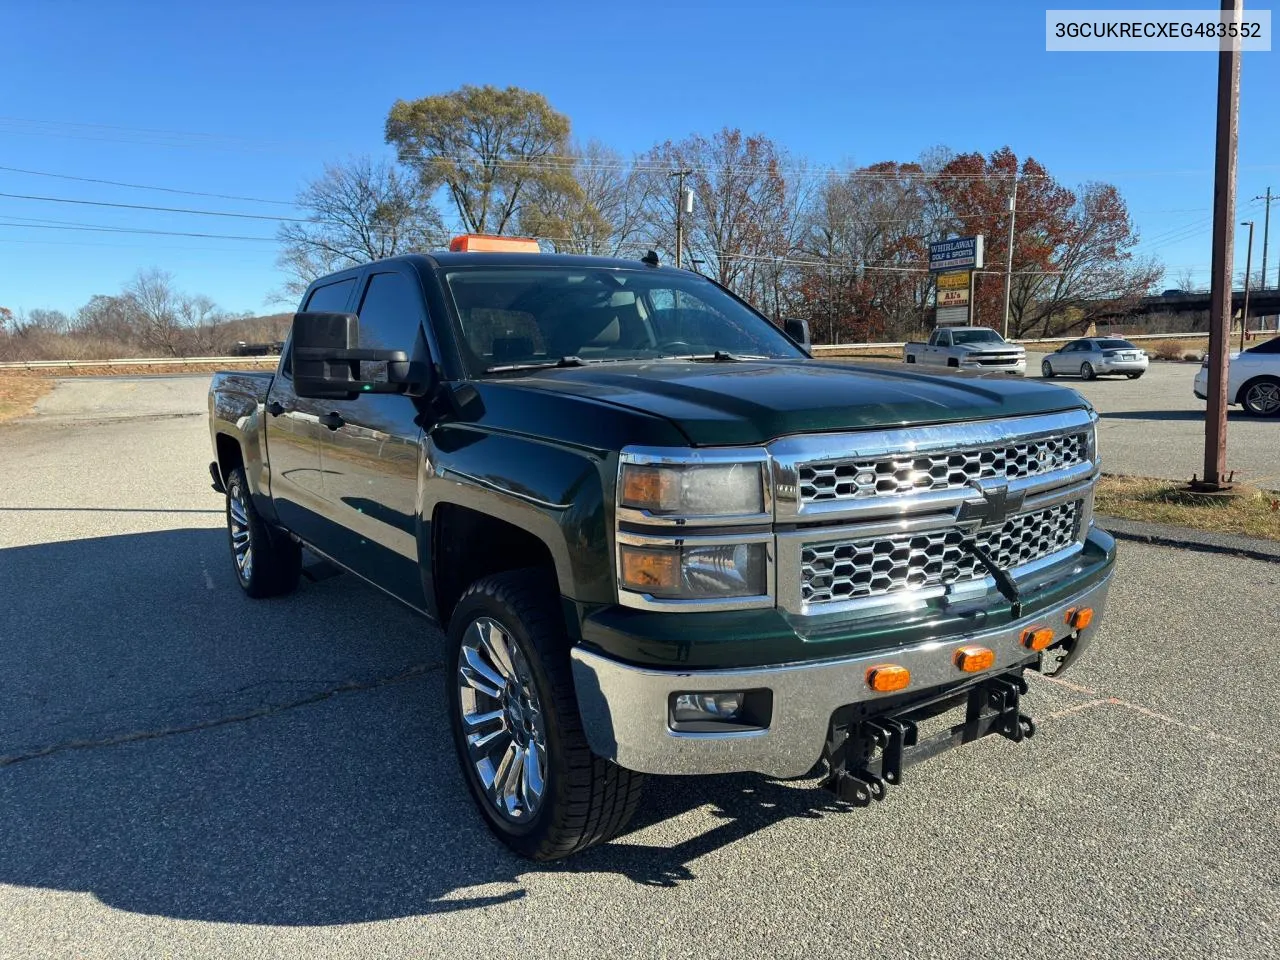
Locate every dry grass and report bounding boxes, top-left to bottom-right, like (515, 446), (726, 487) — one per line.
(0, 375), (54, 423)
(4, 359), (278, 378)
(1096, 474), (1280, 542)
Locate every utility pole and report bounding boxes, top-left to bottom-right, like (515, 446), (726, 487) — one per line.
(1254, 187), (1272, 331)
(1200, 0), (1242, 491)
(668, 169), (693, 269)
(1255, 188), (1272, 289)
(1240, 220), (1255, 351)
(1002, 177), (1018, 339)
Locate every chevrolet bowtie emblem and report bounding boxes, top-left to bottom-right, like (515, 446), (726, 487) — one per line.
(957, 480), (1026, 528)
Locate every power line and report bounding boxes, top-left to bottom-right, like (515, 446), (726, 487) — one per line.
(0, 164), (298, 206)
(0, 220), (277, 242)
(0, 191), (309, 222)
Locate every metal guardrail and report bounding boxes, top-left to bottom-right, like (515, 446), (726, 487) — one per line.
(0, 331), (1217, 369)
(0, 356), (277, 371)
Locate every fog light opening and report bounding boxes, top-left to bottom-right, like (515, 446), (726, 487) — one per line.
(668, 689), (773, 733)
(671, 691), (744, 723)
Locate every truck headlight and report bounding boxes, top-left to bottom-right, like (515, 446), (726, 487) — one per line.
(620, 462), (765, 517)
(619, 540), (769, 600)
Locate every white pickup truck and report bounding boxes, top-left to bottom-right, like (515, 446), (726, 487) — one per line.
(904, 327), (1027, 376)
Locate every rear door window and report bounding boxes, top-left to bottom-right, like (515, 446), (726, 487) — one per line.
(303, 278), (356, 313)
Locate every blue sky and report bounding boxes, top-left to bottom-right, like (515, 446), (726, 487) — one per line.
(2, 0), (1278, 316)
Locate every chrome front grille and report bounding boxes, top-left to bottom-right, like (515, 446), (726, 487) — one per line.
(800, 500), (1082, 606)
(798, 432), (1089, 503)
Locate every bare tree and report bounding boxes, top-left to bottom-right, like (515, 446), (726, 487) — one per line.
(640, 129), (792, 302)
(125, 269), (185, 356)
(179, 294), (225, 354)
(519, 141), (656, 256)
(1172, 266), (1202, 293)
(276, 156), (446, 298)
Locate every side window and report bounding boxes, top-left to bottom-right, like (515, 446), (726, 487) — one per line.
(286, 278), (357, 380)
(356, 272), (426, 350)
(304, 278), (356, 313)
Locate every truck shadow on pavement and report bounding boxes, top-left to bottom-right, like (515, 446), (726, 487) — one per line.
(0, 527), (851, 925)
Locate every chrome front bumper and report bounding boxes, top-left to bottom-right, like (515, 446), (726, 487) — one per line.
(571, 569), (1112, 778)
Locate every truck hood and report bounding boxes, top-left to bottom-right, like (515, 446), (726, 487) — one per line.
(500, 359), (1087, 446)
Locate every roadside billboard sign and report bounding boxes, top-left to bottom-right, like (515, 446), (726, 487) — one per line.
(936, 305), (970, 326)
(929, 236), (984, 272)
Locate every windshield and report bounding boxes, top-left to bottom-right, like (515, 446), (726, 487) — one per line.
(950, 328), (1004, 345)
(1097, 339), (1137, 350)
(442, 266), (806, 375)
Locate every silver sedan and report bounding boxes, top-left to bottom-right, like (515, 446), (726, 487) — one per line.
(1041, 338), (1149, 380)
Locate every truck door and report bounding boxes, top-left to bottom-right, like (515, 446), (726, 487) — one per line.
(264, 276), (358, 544)
(311, 269), (427, 605)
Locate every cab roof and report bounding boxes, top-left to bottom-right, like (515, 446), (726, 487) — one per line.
(414, 250), (683, 272)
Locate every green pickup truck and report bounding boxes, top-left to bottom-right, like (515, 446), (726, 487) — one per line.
(208, 240), (1114, 860)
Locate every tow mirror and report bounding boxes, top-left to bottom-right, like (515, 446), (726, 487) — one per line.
(291, 311), (414, 400)
(783, 317), (812, 354)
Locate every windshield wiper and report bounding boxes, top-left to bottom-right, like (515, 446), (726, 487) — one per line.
(663, 351), (769, 363)
(484, 355), (588, 374)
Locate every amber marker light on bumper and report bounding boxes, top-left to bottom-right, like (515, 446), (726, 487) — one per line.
(1066, 607), (1094, 630)
(1021, 627), (1056, 651)
(953, 645), (995, 672)
(866, 664), (911, 692)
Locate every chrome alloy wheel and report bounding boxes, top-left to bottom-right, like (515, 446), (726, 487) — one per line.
(228, 484), (253, 582)
(1244, 380), (1280, 415)
(456, 617), (548, 822)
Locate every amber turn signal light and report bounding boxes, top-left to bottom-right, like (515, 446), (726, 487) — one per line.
(953, 645), (995, 672)
(619, 546), (679, 591)
(620, 465), (672, 511)
(1021, 627), (1055, 651)
(866, 664), (910, 693)
(1065, 607), (1094, 630)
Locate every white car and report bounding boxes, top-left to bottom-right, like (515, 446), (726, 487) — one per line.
(1193, 335), (1280, 416)
(1040, 337), (1149, 380)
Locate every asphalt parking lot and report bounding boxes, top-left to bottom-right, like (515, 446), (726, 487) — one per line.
(1021, 352), (1279, 488)
(1, 377), (1277, 959)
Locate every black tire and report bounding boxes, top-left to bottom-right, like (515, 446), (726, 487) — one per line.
(224, 465), (301, 598)
(1126, 372), (1143, 380)
(1041, 359), (1054, 379)
(1081, 361), (1097, 381)
(947, 358), (959, 368)
(446, 569), (644, 860)
(1239, 376), (1280, 417)
(905, 355), (916, 364)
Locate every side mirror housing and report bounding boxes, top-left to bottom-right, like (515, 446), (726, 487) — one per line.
(290, 311), (414, 400)
(783, 318), (812, 353)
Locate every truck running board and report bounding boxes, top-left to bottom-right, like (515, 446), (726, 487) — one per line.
(821, 672), (1036, 807)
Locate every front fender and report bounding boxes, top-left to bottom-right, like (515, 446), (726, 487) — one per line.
(421, 425), (613, 605)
